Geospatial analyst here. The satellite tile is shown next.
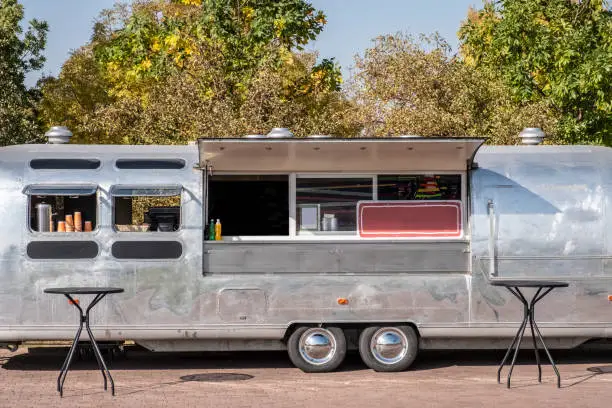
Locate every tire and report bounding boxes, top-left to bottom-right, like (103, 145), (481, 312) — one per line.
(287, 326), (347, 373)
(358, 325), (418, 372)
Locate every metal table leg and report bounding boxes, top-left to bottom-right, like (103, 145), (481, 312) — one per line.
(497, 286), (561, 388)
(57, 293), (115, 397)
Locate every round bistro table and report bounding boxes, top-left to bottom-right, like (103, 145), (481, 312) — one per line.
(44, 287), (124, 397)
(490, 280), (569, 388)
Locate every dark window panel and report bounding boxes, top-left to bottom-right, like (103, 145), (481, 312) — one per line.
(115, 159), (185, 169)
(27, 241), (98, 259)
(30, 159), (101, 170)
(112, 241), (182, 259)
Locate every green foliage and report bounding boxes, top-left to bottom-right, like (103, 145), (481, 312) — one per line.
(344, 32), (557, 144)
(92, 0), (326, 95)
(458, 0), (612, 144)
(0, 0), (48, 146)
(40, 0), (350, 144)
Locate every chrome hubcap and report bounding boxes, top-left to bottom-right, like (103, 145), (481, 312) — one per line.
(370, 328), (408, 365)
(299, 328), (336, 365)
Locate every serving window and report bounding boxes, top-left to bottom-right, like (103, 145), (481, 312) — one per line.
(24, 184), (98, 233)
(204, 172), (464, 240)
(111, 185), (182, 232)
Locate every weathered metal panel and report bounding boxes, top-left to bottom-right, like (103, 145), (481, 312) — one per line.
(470, 145), (612, 328)
(203, 242), (469, 274)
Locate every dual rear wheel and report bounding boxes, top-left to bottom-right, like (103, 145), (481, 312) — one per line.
(287, 325), (418, 373)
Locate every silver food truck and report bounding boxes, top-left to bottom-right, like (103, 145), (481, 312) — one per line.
(0, 126), (610, 373)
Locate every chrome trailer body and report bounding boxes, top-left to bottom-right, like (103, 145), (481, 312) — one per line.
(0, 140), (611, 355)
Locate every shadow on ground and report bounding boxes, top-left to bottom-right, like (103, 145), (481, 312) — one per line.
(2, 344), (612, 375)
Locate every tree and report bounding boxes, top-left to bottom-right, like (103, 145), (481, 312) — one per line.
(0, 0), (48, 145)
(458, 0), (612, 145)
(40, 0), (352, 144)
(344, 32), (557, 144)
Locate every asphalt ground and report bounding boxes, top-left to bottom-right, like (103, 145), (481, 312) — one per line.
(2, 345), (612, 408)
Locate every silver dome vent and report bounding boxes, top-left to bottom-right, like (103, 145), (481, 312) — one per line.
(519, 127), (545, 145)
(45, 126), (73, 144)
(267, 128), (294, 138)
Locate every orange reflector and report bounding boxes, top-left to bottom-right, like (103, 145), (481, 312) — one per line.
(608, 295), (612, 302)
(337, 298), (349, 305)
(69, 299), (79, 305)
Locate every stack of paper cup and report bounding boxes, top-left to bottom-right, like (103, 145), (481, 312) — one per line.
(65, 215), (74, 232)
(74, 212), (82, 232)
(84, 221), (93, 232)
(57, 221), (66, 232)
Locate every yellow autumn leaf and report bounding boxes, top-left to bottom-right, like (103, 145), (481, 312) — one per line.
(164, 34), (180, 49)
(242, 6), (254, 20)
(174, 54), (184, 68)
(179, 0), (202, 5)
(151, 39), (161, 52)
(280, 49), (293, 65)
(106, 61), (119, 72)
(140, 59), (152, 70)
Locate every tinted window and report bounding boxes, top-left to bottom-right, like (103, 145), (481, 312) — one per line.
(116, 159), (185, 169)
(111, 241), (182, 259)
(30, 159), (101, 170)
(296, 177), (373, 233)
(377, 174), (461, 201)
(27, 241), (98, 259)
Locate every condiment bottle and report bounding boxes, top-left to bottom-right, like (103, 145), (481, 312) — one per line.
(208, 219), (215, 240)
(215, 219), (222, 240)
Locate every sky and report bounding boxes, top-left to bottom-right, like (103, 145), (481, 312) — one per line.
(20, 0), (484, 87)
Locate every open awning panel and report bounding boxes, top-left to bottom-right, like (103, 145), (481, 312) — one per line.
(197, 137), (485, 173)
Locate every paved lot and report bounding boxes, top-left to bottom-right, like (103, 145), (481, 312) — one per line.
(2, 345), (612, 408)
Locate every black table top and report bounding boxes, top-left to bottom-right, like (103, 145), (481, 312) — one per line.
(490, 280), (569, 288)
(44, 287), (124, 295)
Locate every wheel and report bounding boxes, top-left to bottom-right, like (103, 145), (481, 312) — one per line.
(358, 325), (418, 372)
(287, 326), (347, 373)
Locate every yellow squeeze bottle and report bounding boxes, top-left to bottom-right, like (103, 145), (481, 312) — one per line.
(215, 219), (222, 240)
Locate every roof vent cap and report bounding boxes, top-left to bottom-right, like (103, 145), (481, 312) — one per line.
(45, 126), (73, 144)
(519, 127), (545, 145)
(267, 128), (294, 138)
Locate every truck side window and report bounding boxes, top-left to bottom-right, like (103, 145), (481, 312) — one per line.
(110, 185), (182, 232)
(24, 184), (98, 232)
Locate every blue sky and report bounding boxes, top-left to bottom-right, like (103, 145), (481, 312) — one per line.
(21, 0), (483, 86)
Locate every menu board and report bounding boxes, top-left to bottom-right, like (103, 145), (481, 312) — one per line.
(357, 200), (462, 238)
